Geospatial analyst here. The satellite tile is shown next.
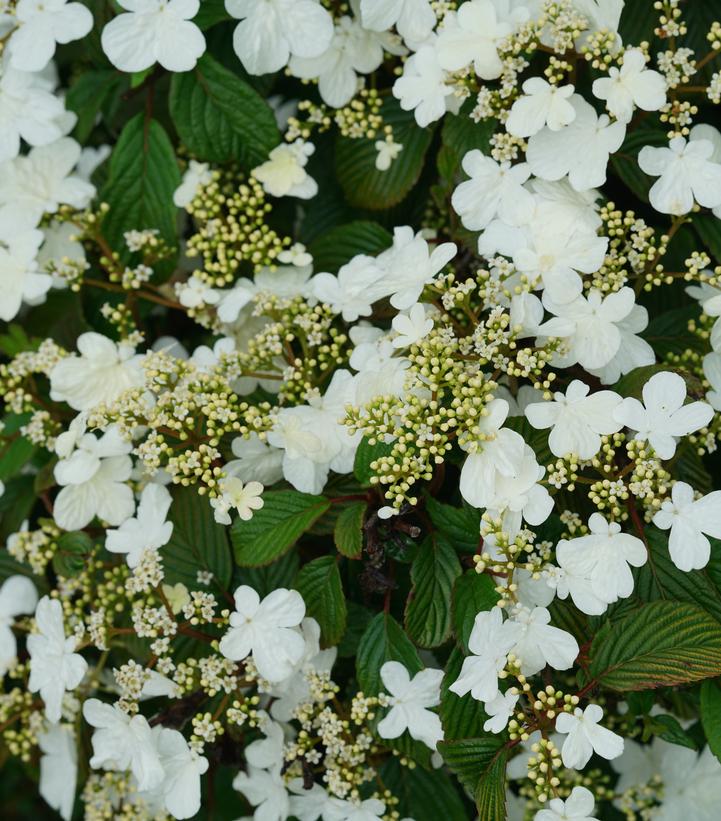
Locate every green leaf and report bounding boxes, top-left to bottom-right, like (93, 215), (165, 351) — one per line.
(405, 535), (462, 648)
(426, 496), (481, 553)
(66, 70), (127, 143)
(440, 646), (489, 740)
(335, 99), (435, 210)
(613, 363), (703, 400)
(647, 714), (698, 750)
(610, 125), (667, 201)
(356, 612), (423, 695)
(169, 54), (280, 167)
(53, 531), (93, 578)
(295, 556), (347, 647)
(438, 737), (506, 795)
(694, 214), (721, 262)
(162, 486), (232, 589)
(338, 601), (374, 658)
(439, 108), (496, 182)
(452, 571), (499, 652)
(0, 476), (36, 542)
(101, 114), (180, 251)
(701, 679), (721, 763)
(475, 748), (508, 821)
(231, 490), (330, 567)
(309, 221), (392, 273)
(380, 756), (469, 821)
(239, 551), (299, 598)
(194, 0), (231, 29)
(353, 437), (393, 486)
(0, 437), (36, 482)
(333, 502), (365, 559)
(589, 601), (721, 691)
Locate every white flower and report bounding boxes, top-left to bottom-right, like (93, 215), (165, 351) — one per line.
(312, 254), (386, 322)
(38, 723), (77, 821)
(391, 303), (434, 348)
(38, 220), (88, 280)
(613, 371), (714, 460)
(449, 607), (522, 703)
(393, 44), (459, 128)
(556, 513), (647, 615)
(483, 690), (519, 734)
(210, 477), (264, 525)
(6, 0), (93, 73)
(83, 698), (165, 791)
(173, 160), (212, 208)
(525, 380), (623, 459)
(0, 229), (52, 322)
(343, 798), (387, 821)
(219, 585), (306, 682)
(555, 704), (624, 770)
(101, 0), (205, 73)
(690, 123), (721, 220)
(360, 0), (435, 44)
(147, 727), (209, 820)
(377, 661), (444, 750)
(506, 78), (576, 137)
(653, 482), (721, 572)
(225, 433), (284, 486)
(451, 151), (534, 231)
(436, 0), (513, 79)
(176, 274), (220, 309)
(28, 597), (88, 723)
(289, 779), (348, 821)
(544, 287), (638, 370)
(290, 13), (404, 109)
(592, 48), (666, 123)
(0, 137), (95, 233)
(252, 140), (318, 199)
(53, 425), (135, 531)
(509, 292), (574, 339)
(377, 226), (456, 310)
(0, 575), (38, 675)
(50, 332), (143, 412)
(0, 64), (68, 163)
(527, 95), (626, 192)
(233, 765), (290, 821)
(535, 786), (598, 821)
(638, 136), (721, 215)
(509, 605), (579, 677)
(227, 0), (333, 75)
(586, 302), (654, 385)
(375, 139), (403, 171)
(105, 483), (173, 568)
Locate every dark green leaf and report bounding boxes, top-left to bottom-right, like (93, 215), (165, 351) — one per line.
(169, 54), (279, 167)
(338, 601), (374, 658)
(440, 646), (489, 740)
(702, 679), (721, 763)
(438, 737), (506, 795)
(380, 756), (469, 821)
(475, 747), (508, 821)
(231, 490), (330, 566)
(648, 714), (698, 750)
(426, 496), (481, 553)
(452, 571), (499, 652)
(333, 502), (365, 559)
(238, 551), (300, 597)
(53, 531), (93, 578)
(66, 70), (128, 143)
(309, 221), (392, 273)
(295, 556), (347, 647)
(356, 612), (422, 695)
(0, 437), (36, 482)
(353, 437), (393, 486)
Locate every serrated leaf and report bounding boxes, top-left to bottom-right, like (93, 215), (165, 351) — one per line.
(231, 490), (330, 567)
(162, 486), (232, 589)
(295, 555), (347, 647)
(101, 114), (180, 252)
(648, 714), (698, 750)
(452, 571), (499, 652)
(194, 0), (230, 29)
(380, 756), (469, 821)
(0, 476), (35, 542)
(334, 502), (365, 559)
(0, 437), (36, 482)
(439, 108), (496, 180)
(353, 437), (393, 486)
(169, 54), (279, 167)
(475, 748), (508, 821)
(309, 220), (392, 273)
(589, 601), (721, 691)
(438, 737), (506, 794)
(426, 496), (481, 553)
(335, 99), (435, 210)
(53, 531), (93, 578)
(440, 646), (489, 740)
(701, 679), (721, 763)
(238, 551), (300, 598)
(356, 612), (423, 695)
(66, 70), (127, 143)
(405, 534), (461, 648)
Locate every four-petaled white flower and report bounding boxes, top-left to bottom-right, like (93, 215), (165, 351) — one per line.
(449, 607), (522, 703)
(252, 140), (318, 199)
(391, 303), (434, 348)
(506, 78), (576, 137)
(525, 380), (623, 460)
(0, 575), (38, 675)
(38, 723), (78, 821)
(375, 139), (404, 171)
(639, 136), (721, 215)
(556, 513), (647, 615)
(233, 765), (290, 820)
(436, 0), (513, 80)
(555, 704), (624, 770)
(226, 0), (334, 76)
(393, 44), (459, 128)
(613, 370), (713, 459)
(592, 48), (666, 123)
(377, 661), (444, 750)
(210, 477), (264, 525)
(147, 726), (209, 820)
(7, 0), (93, 73)
(219, 585), (306, 682)
(508, 605), (579, 676)
(653, 482), (721, 572)
(101, 0), (206, 73)
(535, 786), (599, 821)
(483, 690), (519, 734)
(105, 483), (174, 568)
(28, 596), (88, 723)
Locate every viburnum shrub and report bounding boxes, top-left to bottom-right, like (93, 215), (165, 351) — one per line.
(3, 0), (721, 819)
